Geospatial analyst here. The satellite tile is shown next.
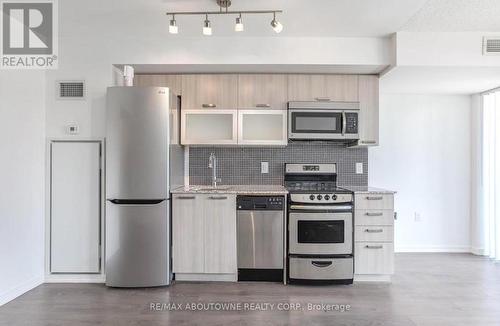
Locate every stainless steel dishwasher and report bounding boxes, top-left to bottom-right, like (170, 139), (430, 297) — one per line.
(237, 196), (285, 282)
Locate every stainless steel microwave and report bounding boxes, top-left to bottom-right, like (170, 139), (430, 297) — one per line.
(288, 101), (359, 141)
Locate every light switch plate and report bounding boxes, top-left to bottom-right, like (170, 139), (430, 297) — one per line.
(356, 163), (363, 174)
(261, 162), (269, 174)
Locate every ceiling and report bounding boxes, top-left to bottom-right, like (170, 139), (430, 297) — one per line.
(158, 0), (429, 37)
(63, 0), (500, 37)
(402, 0), (500, 32)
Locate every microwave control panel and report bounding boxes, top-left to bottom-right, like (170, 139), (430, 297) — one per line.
(345, 113), (358, 134)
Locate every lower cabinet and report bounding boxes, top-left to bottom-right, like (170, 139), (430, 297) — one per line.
(354, 192), (395, 281)
(172, 194), (237, 279)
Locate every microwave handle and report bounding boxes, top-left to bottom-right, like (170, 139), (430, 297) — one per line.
(342, 111), (346, 135)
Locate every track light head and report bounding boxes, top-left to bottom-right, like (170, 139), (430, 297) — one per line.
(203, 14), (212, 35)
(235, 13), (244, 32)
(169, 16), (178, 34)
(270, 12), (283, 33)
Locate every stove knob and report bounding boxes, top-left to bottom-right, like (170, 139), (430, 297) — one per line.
(324, 195), (330, 200)
(317, 195), (323, 200)
(332, 194), (338, 200)
(309, 195), (315, 201)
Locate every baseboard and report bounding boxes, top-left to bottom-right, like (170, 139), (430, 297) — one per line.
(470, 247), (486, 256)
(174, 273), (237, 282)
(44, 274), (105, 283)
(0, 275), (44, 306)
(354, 274), (392, 282)
(395, 246), (471, 253)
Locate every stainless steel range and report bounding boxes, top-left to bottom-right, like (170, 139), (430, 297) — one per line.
(285, 163), (354, 284)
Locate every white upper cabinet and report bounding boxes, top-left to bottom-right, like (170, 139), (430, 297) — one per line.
(238, 110), (288, 146)
(238, 74), (288, 110)
(181, 74), (238, 110)
(288, 75), (358, 102)
(349, 75), (379, 147)
(181, 109), (238, 145)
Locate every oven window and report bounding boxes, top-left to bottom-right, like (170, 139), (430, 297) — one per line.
(297, 220), (345, 243)
(291, 112), (342, 134)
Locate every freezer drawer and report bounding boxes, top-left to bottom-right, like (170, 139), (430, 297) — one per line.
(289, 257), (353, 280)
(105, 199), (169, 287)
(237, 211), (284, 269)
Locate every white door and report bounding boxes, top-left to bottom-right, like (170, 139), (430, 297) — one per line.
(50, 141), (101, 273)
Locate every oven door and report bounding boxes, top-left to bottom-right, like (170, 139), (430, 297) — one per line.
(288, 110), (343, 140)
(289, 212), (352, 255)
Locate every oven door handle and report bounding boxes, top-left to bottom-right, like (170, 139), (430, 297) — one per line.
(311, 261), (333, 268)
(290, 205), (352, 211)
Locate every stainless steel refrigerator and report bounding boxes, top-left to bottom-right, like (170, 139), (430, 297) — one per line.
(105, 86), (184, 287)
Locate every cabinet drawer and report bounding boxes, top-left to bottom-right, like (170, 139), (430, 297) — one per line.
(355, 226), (393, 242)
(355, 209), (394, 226)
(289, 257), (353, 280)
(355, 194), (393, 210)
(355, 242), (394, 275)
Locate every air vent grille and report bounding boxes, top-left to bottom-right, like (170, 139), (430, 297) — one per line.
(57, 81), (85, 99)
(483, 37), (500, 55)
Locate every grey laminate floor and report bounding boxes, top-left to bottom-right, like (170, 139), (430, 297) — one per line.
(1, 254), (500, 326)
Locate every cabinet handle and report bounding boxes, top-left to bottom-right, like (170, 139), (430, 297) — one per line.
(209, 196), (228, 200)
(361, 140), (377, 144)
(394, 212), (398, 220)
(202, 103), (217, 108)
(365, 245), (383, 249)
(365, 212), (383, 217)
(314, 97), (331, 102)
(311, 261), (332, 268)
(366, 196), (383, 200)
(255, 104), (271, 108)
(365, 228), (384, 233)
(177, 196), (195, 200)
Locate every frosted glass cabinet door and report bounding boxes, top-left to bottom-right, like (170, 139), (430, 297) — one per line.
(238, 110), (288, 145)
(181, 110), (238, 145)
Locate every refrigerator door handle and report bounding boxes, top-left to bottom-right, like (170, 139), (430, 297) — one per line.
(107, 199), (166, 205)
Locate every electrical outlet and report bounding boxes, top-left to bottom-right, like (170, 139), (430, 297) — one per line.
(261, 161), (269, 174)
(356, 163), (363, 174)
(414, 212), (421, 222)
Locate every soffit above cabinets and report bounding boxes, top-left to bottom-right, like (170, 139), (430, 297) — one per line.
(119, 64), (388, 75)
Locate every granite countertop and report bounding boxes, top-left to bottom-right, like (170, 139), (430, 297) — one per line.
(343, 186), (397, 194)
(171, 185), (288, 195)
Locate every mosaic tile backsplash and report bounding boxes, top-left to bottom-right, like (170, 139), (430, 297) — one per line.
(189, 143), (368, 187)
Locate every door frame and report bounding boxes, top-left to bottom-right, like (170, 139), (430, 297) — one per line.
(44, 138), (106, 283)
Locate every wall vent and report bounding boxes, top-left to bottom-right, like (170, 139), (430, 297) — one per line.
(57, 81), (86, 100)
(483, 37), (500, 55)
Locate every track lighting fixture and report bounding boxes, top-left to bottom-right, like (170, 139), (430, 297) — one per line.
(166, 0), (282, 36)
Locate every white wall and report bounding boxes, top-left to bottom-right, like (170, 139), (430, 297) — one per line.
(0, 71), (46, 305)
(470, 94), (484, 255)
(369, 94), (472, 252)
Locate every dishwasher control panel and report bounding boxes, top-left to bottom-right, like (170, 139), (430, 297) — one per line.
(237, 196), (285, 210)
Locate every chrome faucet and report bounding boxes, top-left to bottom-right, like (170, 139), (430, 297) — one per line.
(208, 152), (221, 187)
